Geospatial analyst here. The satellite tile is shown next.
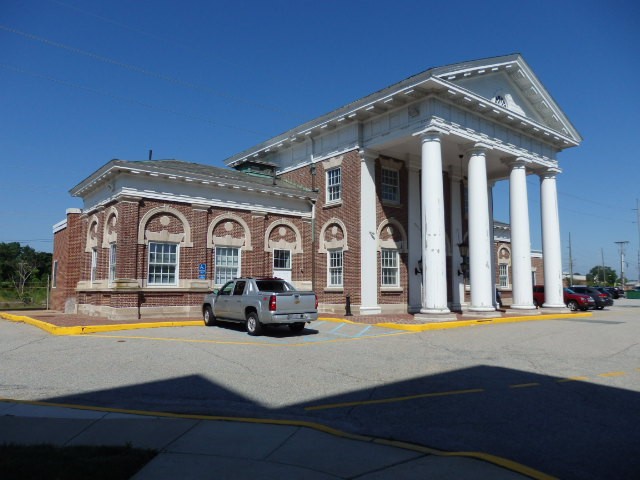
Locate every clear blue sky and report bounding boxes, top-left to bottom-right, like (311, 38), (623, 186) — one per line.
(1, 0), (639, 281)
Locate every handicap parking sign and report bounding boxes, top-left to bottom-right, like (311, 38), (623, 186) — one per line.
(198, 263), (207, 279)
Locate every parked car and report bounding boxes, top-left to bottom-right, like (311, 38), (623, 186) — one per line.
(604, 287), (620, 299)
(532, 285), (595, 311)
(202, 277), (318, 336)
(570, 286), (613, 309)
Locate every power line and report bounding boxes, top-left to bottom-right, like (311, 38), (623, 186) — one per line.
(0, 63), (268, 136)
(0, 23), (296, 117)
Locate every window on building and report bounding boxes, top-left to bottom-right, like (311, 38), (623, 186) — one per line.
(381, 168), (400, 203)
(273, 249), (291, 270)
(499, 264), (509, 288)
(328, 249), (343, 287)
(108, 243), (117, 285)
(215, 246), (240, 285)
(326, 167), (341, 202)
(148, 242), (178, 286)
(381, 248), (399, 287)
(52, 260), (58, 288)
(90, 248), (98, 282)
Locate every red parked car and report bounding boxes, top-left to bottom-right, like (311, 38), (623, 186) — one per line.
(532, 285), (595, 311)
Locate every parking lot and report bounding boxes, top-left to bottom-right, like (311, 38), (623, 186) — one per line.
(80, 318), (414, 347)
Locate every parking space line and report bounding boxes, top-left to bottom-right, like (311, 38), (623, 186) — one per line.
(509, 383), (540, 389)
(305, 388), (485, 411)
(597, 371), (626, 378)
(354, 325), (372, 337)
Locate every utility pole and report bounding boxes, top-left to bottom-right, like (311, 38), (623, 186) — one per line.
(601, 248), (605, 286)
(615, 241), (629, 288)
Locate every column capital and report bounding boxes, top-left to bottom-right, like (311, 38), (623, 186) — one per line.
(502, 156), (531, 169)
(466, 142), (493, 157)
(538, 166), (562, 179)
(358, 148), (378, 163)
(413, 124), (450, 140)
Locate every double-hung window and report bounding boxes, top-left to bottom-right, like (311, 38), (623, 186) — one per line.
(499, 264), (509, 288)
(108, 243), (117, 285)
(273, 249), (291, 270)
(215, 247), (240, 285)
(326, 168), (341, 203)
(328, 249), (343, 287)
(90, 248), (98, 282)
(381, 248), (399, 287)
(148, 242), (178, 286)
(381, 168), (399, 203)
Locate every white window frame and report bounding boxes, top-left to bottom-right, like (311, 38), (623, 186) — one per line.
(273, 249), (291, 270)
(108, 243), (117, 285)
(90, 247), (98, 282)
(380, 248), (399, 287)
(148, 242), (179, 286)
(326, 167), (341, 203)
(499, 263), (509, 288)
(327, 249), (343, 287)
(381, 167), (400, 203)
(214, 246), (241, 286)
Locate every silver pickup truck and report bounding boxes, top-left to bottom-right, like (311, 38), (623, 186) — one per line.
(202, 277), (318, 336)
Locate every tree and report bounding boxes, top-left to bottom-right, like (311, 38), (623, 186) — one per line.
(586, 265), (617, 286)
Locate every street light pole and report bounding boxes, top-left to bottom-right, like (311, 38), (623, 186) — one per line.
(615, 241), (629, 288)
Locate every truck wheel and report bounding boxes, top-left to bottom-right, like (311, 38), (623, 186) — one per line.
(246, 312), (263, 336)
(289, 322), (305, 333)
(567, 300), (578, 311)
(203, 306), (216, 326)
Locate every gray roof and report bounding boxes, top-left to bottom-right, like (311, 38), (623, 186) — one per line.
(70, 159), (316, 199)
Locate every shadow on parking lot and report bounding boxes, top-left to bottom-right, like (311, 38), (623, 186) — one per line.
(204, 321), (320, 338)
(42, 365), (640, 480)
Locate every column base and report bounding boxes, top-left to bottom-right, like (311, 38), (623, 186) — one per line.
(359, 305), (382, 315)
(541, 304), (569, 313)
(414, 312), (458, 322)
(507, 306), (540, 316)
(463, 307), (502, 319)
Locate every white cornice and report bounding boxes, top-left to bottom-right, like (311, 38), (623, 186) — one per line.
(225, 55), (581, 168)
(83, 189), (312, 219)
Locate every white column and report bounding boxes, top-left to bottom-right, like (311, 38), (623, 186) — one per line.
(408, 164), (422, 313)
(509, 158), (536, 310)
(419, 131), (450, 314)
(449, 169), (465, 311)
(359, 150), (381, 314)
(540, 169), (565, 308)
(467, 145), (496, 312)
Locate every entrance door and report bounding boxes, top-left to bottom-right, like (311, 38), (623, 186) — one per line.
(273, 249), (292, 283)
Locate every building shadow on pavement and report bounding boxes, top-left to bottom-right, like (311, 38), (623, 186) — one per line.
(42, 366), (640, 480)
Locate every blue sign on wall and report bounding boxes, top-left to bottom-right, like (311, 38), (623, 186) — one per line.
(198, 263), (207, 279)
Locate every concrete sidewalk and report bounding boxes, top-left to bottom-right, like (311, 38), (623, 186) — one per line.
(0, 400), (546, 479)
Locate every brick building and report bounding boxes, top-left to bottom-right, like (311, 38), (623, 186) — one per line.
(52, 54), (580, 320)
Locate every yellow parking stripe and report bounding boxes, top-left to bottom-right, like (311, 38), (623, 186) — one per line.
(305, 388), (484, 411)
(597, 371), (626, 378)
(555, 376), (589, 383)
(509, 383), (540, 389)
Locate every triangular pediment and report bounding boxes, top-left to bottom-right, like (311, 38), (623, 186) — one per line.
(432, 54), (581, 143)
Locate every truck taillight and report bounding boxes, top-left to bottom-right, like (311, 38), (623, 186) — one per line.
(315, 294), (318, 309)
(269, 295), (277, 311)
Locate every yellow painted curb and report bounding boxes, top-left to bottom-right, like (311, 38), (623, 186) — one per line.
(0, 312), (200, 335)
(320, 311), (592, 332)
(0, 397), (555, 480)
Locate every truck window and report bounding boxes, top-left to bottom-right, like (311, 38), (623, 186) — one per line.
(255, 280), (293, 292)
(219, 282), (234, 296)
(233, 280), (246, 295)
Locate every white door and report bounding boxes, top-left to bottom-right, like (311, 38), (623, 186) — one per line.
(273, 249), (292, 283)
